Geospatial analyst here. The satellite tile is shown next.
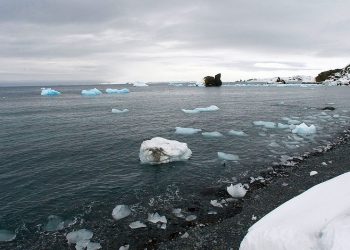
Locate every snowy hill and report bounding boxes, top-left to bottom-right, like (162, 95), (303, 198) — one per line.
(317, 64), (350, 86)
(246, 75), (315, 84)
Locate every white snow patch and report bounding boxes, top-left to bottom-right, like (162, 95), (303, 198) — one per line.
(175, 127), (202, 135)
(202, 131), (223, 138)
(0, 230), (16, 242)
(112, 205), (131, 220)
(41, 88), (61, 96)
(218, 152), (239, 161)
(129, 221), (147, 229)
(182, 105), (219, 114)
(292, 123), (316, 135)
(228, 130), (248, 136)
(310, 171), (318, 176)
(105, 88), (130, 94)
(139, 137), (192, 164)
(227, 183), (247, 198)
(148, 212), (167, 224)
(253, 121), (276, 129)
(112, 108), (129, 114)
(81, 88), (102, 96)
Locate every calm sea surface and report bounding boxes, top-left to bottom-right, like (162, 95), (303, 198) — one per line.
(0, 84), (349, 248)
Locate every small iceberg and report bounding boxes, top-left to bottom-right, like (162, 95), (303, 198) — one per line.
(119, 245), (130, 250)
(292, 123), (316, 135)
(129, 221), (147, 229)
(218, 152), (239, 161)
(148, 212), (167, 224)
(112, 205), (131, 220)
(132, 81), (148, 87)
(202, 131), (223, 138)
(112, 108), (129, 114)
(81, 88), (102, 96)
(253, 121), (276, 129)
(86, 242), (102, 250)
(41, 88), (61, 96)
(182, 105), (219, 114)
(228, 130), (248, 136)
(277, 123), (290, 129)
(175, 127), (202, 135)
(66, 229), (93, 244)
(172, 208), (185, 218)
(105, 88), (130, 94)
(310, 171), (318, 176)
(0, 229), (16, 242)
(227, 183), (247, 198)
(185, 215), (197, 222)
(139, 137), (192, 164)
(210, 200), (223, 208)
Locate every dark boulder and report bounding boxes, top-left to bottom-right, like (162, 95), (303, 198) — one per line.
(204, 73), (222, 87)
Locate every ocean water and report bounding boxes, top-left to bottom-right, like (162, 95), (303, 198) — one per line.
(0, 83), (349, 248)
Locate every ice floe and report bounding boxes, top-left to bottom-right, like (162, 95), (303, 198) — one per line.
(131, 81), (148, 87)
(172, 208), (185, 218)
(253, 121), (276, 129)
(86, 242), (102, 250)
(240, 173), (350, 250)
(227, 183), (247, 198)
(43, 215), (65, 232)
(66, 229), (93, 244)
(119, 245), (130, 250)
(277, 123), (290, 129)
(218, 152), (239, 161)
(182, 105), (219, 114)
(147, 212), (167, 224)
(175, 127), (202, 135)
(310, 171), (318, 176)
(112, 108), (129, 114)
(202, 131), (223, 138)
(185, 215), (197, 221)
(41, 88), (61, 96)
(210, 200), (223, 208)
(81, 88), (102, 96)
(0, 229), (16, 242)
(282, 117), (301, 125)
(112, 205), (131, 220)
(292, 123), (316, 135)
(180, 232), (189, 238)
(129, 221), (147, 229)
(139, 137), (192, 164)
(105, 88), (130, 94)
(228, 130), (248, 136)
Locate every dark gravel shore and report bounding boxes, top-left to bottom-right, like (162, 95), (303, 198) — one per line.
(158, 130), (350, 250)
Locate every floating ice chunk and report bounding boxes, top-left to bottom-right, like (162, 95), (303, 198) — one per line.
(76, 239), (90, 250)
(112, 205), (131, 220)
(181, 232), (189, 238)
(81, 88), (102, 96)
(210, 200), (223, 208)
(0, 229), (16, 242)
(148, 212), (167, 224)
(253, 121), (276, 129)
(333, 114), (340, 118)
(66, 229), (93, 244)
(160, 223), (167, 229)
(252, 215), (257, 221)
(185, 215), (197, 221)
(119, 245), (130, 250)
(292, 123), (316, 135)
(208, 211), (217, 215)
(105, 88), (130, 94)
(139, 137), (192, 164)
(132, 81), (148, 87)
(277, 123), (290, 129)
(129, 221), (146, 229)
(86, 242), (102, 250)
(175, 127), (202, 135)
(172, 208), (185, 218)
(310, 171), (318, 176)
(228, 130), (248, 136)
(182, 105), (219, 114)
(322, 162), (327, 166)
(282, 117), (301, 125)
(268, 141), (280, 148)
(218, 152), (239, 161)
(41, 88), (61, 96)
(112, 108), (129, 114)
(202, 131), (223, 138)
(227, 183), (247, 198)
(44, 215), (64, 232)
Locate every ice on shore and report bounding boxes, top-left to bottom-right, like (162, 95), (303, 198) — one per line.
(0, 229), (16, 242)
(292, 123), (316, 135)
(41, 88), (61, 96)
(240, 173), (350, 250)
(182, 105), (219, 114)
(253, 121), (276, 129)
(129, 221), (147, 229)
(228, 130), (248, 136)
(139, 137), (192, 164)
(202, 131), (223, 138)
(81, 88), (102, 96)
(112, 108), (129, 114)
(218, 152), (239, 161)
(105, 88), (130, 94)
(227, 183), (247, 198)
(148, 212), (167, 224)
(66, 229), (93, 244)
(112, 205), (131, 220)
(175, 127), (202, 135)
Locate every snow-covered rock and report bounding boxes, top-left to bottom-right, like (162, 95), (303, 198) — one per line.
(81, 88), (102, 96)
(321, 64), (350, 86)
(112, 205), (131, 220)
(105, 88), (130, 94)
(41, 88), (61, 96)
(227, 183), (247, 198)
(218, 152), (239, 161)
(175, 127), (202, 135)
(182, 105), (219, 114)
(112, 108), (129, 114)
(240, 172), (350, 250)
(292, 123), (316, 135)
(0, 230), (16, 242)
(139, 137), (192, 164)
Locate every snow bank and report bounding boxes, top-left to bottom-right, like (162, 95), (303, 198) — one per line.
(41, 88), (61, 96)
(227, 183), (247, 198)
(228, 130), (248, 136)
(202, 131), (223, 138)
(105, 88), (130, 94)
(139, 137), (192, 164)
(240, 172), (350, 250)
(182, 105), (219, 114)
(81, 88), (102, 96)
(0, 229), (16, 242)
(112, 205), (131, 220)
(112, 109), (129, 114)
(218, 152), (239, 161)
(253, 121), (276, 129)
(292, 123), (316, 135)
(175, 127), (202, 135)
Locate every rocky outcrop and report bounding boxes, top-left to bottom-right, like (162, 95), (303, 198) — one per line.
(316, 64), (350, 85)
(204, 73), (222, 87)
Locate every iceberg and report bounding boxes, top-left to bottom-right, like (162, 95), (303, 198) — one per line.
(41, 88), (61, 96)
(129, 221), (147, 229)
(240, 173), (350, 250)
(218, 152), (239, 161)
(148, 212), (167, 224)
(81, 88), (102, 96)
(112, 205), (131, 220)
(228, 130), (248, 136)
(253, 121), (276, 129)
(66, 229), (93, 244)
(175, 127), (202, 135)
(182, 105), (219, 114)
(202, 131), (223, 138)
(105, 88), (130, 94)
(139, 137), (192, 164)
(227, 183), (247, 198)
(292, 123), (316, 135)
(112, 108), (129, 114)
(0, 229), (16, 242)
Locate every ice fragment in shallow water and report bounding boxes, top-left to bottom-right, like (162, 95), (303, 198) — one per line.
(277, 123), (290, 129)
(112, 108), (129, 114)
(208, 211), (217, 215)
(310, 171), (318, 176)
(218, 152), (239, 161)
(129, 221), (146, 229)
(66, 229), (93, 244)
(119, 245), (130, 250)
(139, 137), (192, 164)
(112, 205), (131, 220)
(292, 123), (316, 135)
(41, 88), (61, 96)
(175, 127), (201, 135)
(202, 131), (223, 137)
(172, 208), (185, 218)
(44, 215), (64, 232)
(81, 88), (102, 96)
(0, 229), (16, 242)
(227, 183), (247, 198)
(181, 232), (189, 238)
(185, 215), (197, 221)
(253, 121), (276, 128)
(210, 200), (223, 208)
(148, 212), (167, 224)
(182, 105), (219, 113)
(228, 130), (248, 136)
(105, 88), (129, 94)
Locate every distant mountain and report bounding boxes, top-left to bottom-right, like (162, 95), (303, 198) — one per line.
(316, 64), (350, 85)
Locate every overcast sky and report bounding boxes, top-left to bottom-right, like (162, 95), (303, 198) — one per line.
(0, 0), (349, 83)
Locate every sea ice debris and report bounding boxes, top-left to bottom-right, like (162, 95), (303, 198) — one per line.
(182, 105), (219, 114)
(253, 121), (276, 128)
(292, 123), (316, 135)
(86, 242), (102, 250)
(81, 88), (102, 96)
(119, 245), (130, 250)
(310, 171), (318, 176)
(105, 88), (129, 94)
(210, 200), (223, 208)
(44, 215), (64, 232)
(227, 183), (247, 198)
(41, 88), (61, 96)
(129, 221), (146, 229)
(218, 152), (239, 161)
(181, 232), (189, 238)
(132, 81), (148, 87)
(112, 108), (129, 114)
(148, 212), (167, 224)
(112, 205), (131, 220)
(202, 131), (223, 137)
(175, 127), (202, 135)
(0, 230), (16, 242)
(66, 229), (93, 244)
(228, 130), (248, 136)
(185, 215), (197, 221)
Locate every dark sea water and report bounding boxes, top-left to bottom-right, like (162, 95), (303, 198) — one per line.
(0, 83), (349, 249)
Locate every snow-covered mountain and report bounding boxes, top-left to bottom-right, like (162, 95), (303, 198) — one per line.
(246, 75), (315, 84)
(318, 64), (350, 86)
